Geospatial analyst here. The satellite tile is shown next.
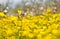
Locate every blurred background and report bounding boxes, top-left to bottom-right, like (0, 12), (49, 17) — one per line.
(0, 0), (60, 16)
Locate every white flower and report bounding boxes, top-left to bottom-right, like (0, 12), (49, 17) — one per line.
(4, 10), (8, 13)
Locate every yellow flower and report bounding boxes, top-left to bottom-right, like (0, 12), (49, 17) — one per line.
(13, 28), (18, 33)
(8, 16), (18, 20)
(7, 36), (16, 39)
(52, 29), (60, 35)
(39, 26), (48, 35)
(46, 26), (52, 33)
(6, 29), (13, 35)
(18, 9), (22, 14)
(22, 31), (30, 36)
(33, 29), (40, 35)
(46, 8), (52, 13)
(26, 13), (32, 18)
(23, 26), (30, 31)
(37, 34), (42, 39)
(0, 12), (6, 17)
(51, 24), (59, 29)
(28, 33), (34, 38)
(40, 31), (47, 35)
(44, 34), (53, 39)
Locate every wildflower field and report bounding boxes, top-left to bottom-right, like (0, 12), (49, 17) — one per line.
(0, 12), (60, 39)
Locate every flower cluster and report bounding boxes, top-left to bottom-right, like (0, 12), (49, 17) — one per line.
(21, 13), (60, 39)
(0, 12), (60, 39)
